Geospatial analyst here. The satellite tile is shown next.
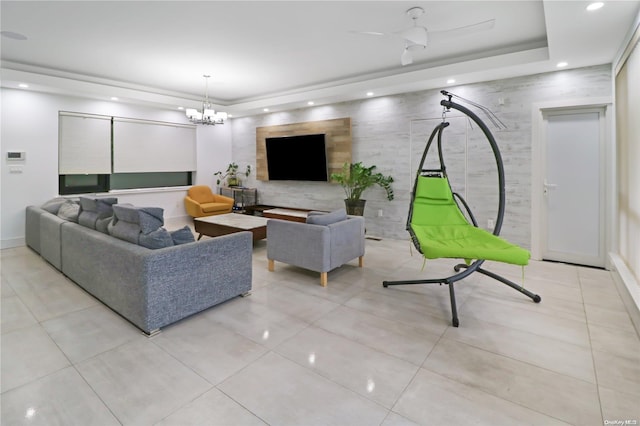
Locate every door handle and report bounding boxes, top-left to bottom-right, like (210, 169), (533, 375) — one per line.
(543, 179), (557, 195)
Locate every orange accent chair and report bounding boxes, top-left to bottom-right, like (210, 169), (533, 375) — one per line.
(184, 186), (234, 218)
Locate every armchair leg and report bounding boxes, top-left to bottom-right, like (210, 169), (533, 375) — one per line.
(320, 272), (328, 287)
(268, 259), (275, 272)
(358, 256), (364, 268)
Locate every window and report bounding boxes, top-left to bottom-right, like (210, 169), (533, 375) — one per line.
(59, 174), (109, 195)
(58, 112), (196, 195)
(110, 172), (192, 190)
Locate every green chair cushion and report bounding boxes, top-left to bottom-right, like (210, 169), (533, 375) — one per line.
(410, 176), (530, 266)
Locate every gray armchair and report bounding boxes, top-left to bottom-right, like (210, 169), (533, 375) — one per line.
(266, 209), (365, 286)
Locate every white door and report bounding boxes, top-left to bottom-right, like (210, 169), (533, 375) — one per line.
(541, 108), (605, 267)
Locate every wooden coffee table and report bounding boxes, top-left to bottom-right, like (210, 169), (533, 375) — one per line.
(194, 213), (269, 241)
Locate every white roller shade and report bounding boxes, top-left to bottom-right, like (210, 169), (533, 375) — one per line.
(112, 118), (196, 173)
(59, 113), (112, 174)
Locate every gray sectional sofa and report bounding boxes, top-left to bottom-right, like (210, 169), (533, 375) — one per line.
(25, 200), (252, 335)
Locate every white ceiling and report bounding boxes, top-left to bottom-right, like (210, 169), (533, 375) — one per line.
(1, 1), (639, 117)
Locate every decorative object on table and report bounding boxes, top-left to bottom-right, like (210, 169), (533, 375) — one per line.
(215, 163), (251, 187)
(330, 162), (394, 215)
(185, 75), (228, 125)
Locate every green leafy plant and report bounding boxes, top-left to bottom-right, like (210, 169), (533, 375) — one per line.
(330, 162), (394, 201)
(214, 163), (251, 186)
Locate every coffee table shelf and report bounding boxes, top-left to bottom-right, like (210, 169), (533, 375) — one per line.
(194, 213), (268, 241)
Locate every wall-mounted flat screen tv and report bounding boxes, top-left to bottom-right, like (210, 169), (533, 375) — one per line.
(266, 133), (328, 181)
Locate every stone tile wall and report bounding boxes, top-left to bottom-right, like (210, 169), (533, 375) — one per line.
(231, 65), (612, 247)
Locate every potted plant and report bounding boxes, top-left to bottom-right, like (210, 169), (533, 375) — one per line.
(215, 163), (251, 187)
(330, 162), (394, 215)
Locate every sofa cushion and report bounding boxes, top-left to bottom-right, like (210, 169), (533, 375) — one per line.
(109, 204), (165, 244)
(78, 210), (99, 229)
(138, 207), (164, 234)
(112, 203), (138, 223)
(306, 208), (347, 226)
(95, 216), (113, 234)
(201, 202), (232, 213)
(96, 198), (118, 218)
(57, 200), (80, 222)
(94, 198), (118, 234)
(78, 197), (99, 229)
(41, 197), (68, 214)
(79, 197), (118, 230)
(139, 227), (174, 249)
(170, 226), (195, 245)
(79, 197), (98, 212)
(110, 204), (141, 243)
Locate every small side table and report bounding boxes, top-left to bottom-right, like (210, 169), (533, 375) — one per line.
(219, 186), (257, 212)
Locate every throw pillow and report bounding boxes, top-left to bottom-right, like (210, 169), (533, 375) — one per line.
(139, 227), (174, 249)
(41, 197), (68, 214)
(56, 200), (80, 222)
(138, 207), (164, 234)
(306, 208), (347, 226)
(170, 226), (195, 245)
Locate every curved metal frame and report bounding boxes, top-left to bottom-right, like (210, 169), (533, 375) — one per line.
(383, 97), (540, 327)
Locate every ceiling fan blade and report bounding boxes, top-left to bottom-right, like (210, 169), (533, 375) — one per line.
(429, 18), (495, 42)
(348, 30), (388, 37)
(401, 48), (413, 66)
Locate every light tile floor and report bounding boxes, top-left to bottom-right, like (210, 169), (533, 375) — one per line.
(2, 236), (640, 425)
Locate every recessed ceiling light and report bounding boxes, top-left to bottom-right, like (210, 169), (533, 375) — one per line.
(557, 61), (568, 68)
(307, 101), (314, 106)
(177, 106), (184, 110)
(228, 114), (234, 118)
(263, 108), (269, 112)
(447, 79), (456, 84)
(366, 92), (374, 97)
(18, 83), (29, 88)
(110, 97), (119, 101)
(586, 2), (604, 11)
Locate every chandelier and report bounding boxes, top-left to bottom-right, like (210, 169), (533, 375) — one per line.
(186, 75), (228, 125)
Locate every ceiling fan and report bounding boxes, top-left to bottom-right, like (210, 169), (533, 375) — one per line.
(356, 6), (495, 66)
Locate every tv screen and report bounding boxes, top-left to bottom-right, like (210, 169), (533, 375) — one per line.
(266, 134), (328, 181)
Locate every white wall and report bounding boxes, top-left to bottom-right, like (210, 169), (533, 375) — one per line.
(232, 65), (613, 246)
(610, 24), (640, 333)
(0, 88), (233, 248)
(0, 64), (615, 249)
(615, 32), (640, 289)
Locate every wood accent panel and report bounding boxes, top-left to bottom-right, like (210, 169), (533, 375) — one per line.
(256, 118), (352, 181)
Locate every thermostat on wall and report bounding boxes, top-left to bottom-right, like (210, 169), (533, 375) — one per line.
(6, 151), (26, 161)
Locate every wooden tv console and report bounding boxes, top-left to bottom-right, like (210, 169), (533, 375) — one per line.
(244, 205), (327, 223)
(262, 208), (310, 223)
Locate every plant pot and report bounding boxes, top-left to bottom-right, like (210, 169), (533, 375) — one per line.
(227, 176), (240, 187)
(344, 199), (366, 216)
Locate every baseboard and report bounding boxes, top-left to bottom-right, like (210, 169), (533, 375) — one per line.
(164, 215), (192, 228)
(1, 237), (25, 250)
(609, 253), (640, 337)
